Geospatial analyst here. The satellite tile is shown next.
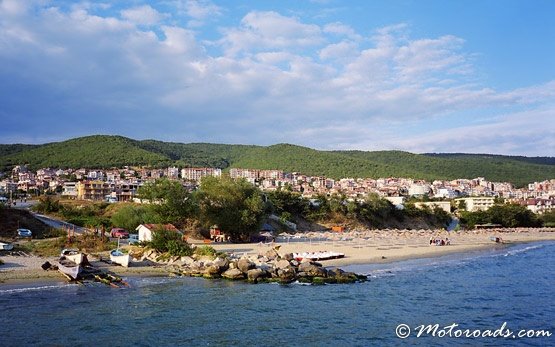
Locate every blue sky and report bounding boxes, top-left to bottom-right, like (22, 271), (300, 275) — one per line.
(1, 0), (554, 156)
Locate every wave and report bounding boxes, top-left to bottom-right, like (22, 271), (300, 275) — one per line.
(0, 283), (76, 295)
(346, 241), (553, 277)
(502, 244), (544, 257)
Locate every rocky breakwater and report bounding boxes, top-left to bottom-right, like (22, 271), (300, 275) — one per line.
(143, 248), (367, 285)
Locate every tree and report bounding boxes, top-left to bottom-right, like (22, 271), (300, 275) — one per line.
(150, 227), (192, 256)
(460, 204), (541, 228)
(196, 176), (267, 242)
(266, 190), (309, 216)
(110, 204), (158, 231)
(138, 178), (194, 223)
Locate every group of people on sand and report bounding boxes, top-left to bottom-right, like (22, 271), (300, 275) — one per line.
(430, 237), (450, 246)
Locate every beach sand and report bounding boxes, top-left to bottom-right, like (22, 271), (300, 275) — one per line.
(209, 228), (555, 267)
(2, 228), (554, 284)
(0, 254), (169, 284)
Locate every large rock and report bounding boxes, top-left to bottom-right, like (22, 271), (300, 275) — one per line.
(330, 269), (359, 283)
(180, 256), (195, 266)
(265, 248), (280, 260)
(275, 259), (291, 270)
(277, 268), (296, 283)
(204, 265), (222, 276)
(299, 263), (327, 277)
(237, 258), (255, 273)
(282, 253), (294, 261)
(213, 257), (229, 271)
(247, 268), (267, 283)
(222, 268), (245, 280)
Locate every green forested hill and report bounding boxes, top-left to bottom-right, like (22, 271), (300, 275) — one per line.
(0, 144), (39, 157)
(0, 136), (170, 170)
(1, 135), (554, 186)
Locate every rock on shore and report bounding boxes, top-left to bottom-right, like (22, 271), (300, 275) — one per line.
(149, 248), (366, 285)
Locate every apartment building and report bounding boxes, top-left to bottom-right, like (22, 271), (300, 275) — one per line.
(455, 197), (495, 212)
(181, 167), (222, 181)
(76, 180), (111, 200)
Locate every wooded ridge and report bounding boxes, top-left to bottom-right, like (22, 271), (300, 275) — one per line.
(1, 135), (553, 187)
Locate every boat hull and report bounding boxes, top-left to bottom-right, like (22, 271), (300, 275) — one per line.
(0, 242), (13, 251)
(58, 258), (81, 280)
(110, 251), (130, 267)
(65, 253), (84, 265)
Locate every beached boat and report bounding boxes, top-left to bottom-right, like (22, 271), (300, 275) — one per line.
(490, 236), (503, 243)
(110, 249), (131, 267)
(60, 249), (84, 265)
(58, 257), (81, 280)
(110, 237), (131, 267)
(293, 251), (345, 261)
(0, 242), (13, 251)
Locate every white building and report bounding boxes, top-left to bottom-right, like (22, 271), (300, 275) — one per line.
(136, 223), (181, 242)
(62, 182), (78, 198)
(181, 168), (222, 181)
(455, 197), (495, 212)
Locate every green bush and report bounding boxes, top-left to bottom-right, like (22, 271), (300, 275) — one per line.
(149, 228), (192, 256)
(194, 245), (217, 257)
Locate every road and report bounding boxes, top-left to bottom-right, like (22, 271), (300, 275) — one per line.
(32, 213), (88, 234)
(12, 200), (88, 234)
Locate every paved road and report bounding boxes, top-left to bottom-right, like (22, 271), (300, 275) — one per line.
(32, 213), (88, 234)
(11, 199), (88, 234)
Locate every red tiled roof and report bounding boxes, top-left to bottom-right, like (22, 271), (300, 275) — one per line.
(142, 223), (180, 232)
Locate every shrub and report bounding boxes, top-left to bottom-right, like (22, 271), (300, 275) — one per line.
(194, 245), (217, 257)
(194, 245), (227, 259)
(150, 228), (193, 256)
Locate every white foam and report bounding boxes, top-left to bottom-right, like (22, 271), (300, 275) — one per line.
(0, 283), (75, 295)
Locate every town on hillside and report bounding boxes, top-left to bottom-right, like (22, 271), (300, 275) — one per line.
(1, 165), (554, 214)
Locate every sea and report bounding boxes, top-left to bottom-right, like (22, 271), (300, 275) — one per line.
(1, 242), (553, 347)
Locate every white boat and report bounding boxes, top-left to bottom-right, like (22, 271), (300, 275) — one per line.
(0, 242), (13, 251)
(60, 249), (84, 265)
(110, 249), (131, 267)
(293, 251), (345, 261)
(58, 257), (81, 280)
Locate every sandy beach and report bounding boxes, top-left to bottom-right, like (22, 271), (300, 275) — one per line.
(2, 228), (554, 284)
(0, 253), (169, 284)
(209, 228), (555, 267)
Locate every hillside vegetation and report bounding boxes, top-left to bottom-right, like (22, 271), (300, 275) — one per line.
(1, 135), (554, 186)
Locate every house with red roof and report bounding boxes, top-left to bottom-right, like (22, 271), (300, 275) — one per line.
(136, 223), (181, 242)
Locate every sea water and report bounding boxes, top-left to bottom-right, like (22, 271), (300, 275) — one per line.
(1, 242), (553, 346)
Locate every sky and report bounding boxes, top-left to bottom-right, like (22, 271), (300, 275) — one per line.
(1, 0), (554, 156)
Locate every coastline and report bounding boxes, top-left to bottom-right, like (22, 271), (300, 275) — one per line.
(2, 229), (554, 286)
(210, 229), (555, 267)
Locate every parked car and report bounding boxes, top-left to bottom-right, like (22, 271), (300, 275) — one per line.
(128, 234), (140, 245)
(17, 228), (32, 238)
(110, 228), (129, 238)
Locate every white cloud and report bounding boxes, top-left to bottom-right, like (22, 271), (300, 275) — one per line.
(219, 11), (324, 56)
(173, 0), (222, 27)
(121, 5), (165, 25)
(0, 4), (553, 156)
(183, 0), (221, 19)
(323, 22), (361, 40)
(387, 107), (555, 156)
(319, 40), (359, 61)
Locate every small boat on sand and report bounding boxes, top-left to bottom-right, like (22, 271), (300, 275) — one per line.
(0, 242), (13, 251)
(110, 249), (131, 267)
(110, 237), (131, 267)
(58, 257), (81, 280)
(60, 249), (84, 265)
(293, 251), (345, 261)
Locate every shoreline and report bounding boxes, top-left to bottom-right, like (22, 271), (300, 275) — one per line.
(2, 229), (554, 286)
